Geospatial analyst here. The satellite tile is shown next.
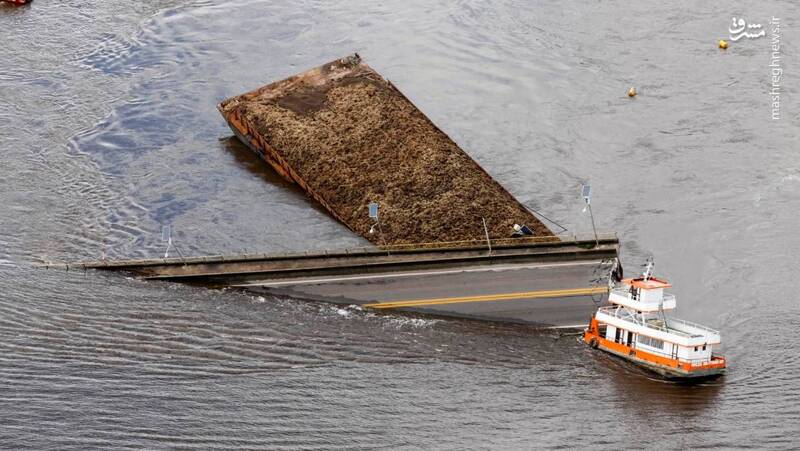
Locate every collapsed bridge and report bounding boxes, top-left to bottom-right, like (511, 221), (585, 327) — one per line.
(63, 55), (619, 328)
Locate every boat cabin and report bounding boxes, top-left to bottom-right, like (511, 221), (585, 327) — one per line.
(609, 277), (676, 311)
(584, 264), (725, 379)
(600, 316), (720, 365)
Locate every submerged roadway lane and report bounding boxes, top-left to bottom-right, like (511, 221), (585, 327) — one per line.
(238, 259), (612, 327)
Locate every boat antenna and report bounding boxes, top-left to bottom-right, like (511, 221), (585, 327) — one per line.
(642, 256), (654, 281)
(643, 256), (668, 326)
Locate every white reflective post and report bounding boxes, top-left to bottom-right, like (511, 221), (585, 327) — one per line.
(368, 202), (379, 220)
(581, 185), (599, 246)
(162, 225), (172, 258)
(482, 217), (492, 254)
(367, 202), (385, 247)
(581, 184), (592, 205)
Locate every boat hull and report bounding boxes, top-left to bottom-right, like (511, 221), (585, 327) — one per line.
(593, 340), (725, 381)
(583, 321), (726, 380)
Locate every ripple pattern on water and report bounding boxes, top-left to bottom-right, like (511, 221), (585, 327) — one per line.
(2, 0), (800, 448)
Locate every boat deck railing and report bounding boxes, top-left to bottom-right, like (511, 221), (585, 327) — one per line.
(597, 305), (718, 338)
(610, 288), (676, 305)
(664, 317), (720, 336)
(684, 355), (726, 366)
(610, 287), (629, 297)
(639, 347), (722, 366)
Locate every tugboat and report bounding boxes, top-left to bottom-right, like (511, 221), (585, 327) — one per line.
(583, 259), (726, 380)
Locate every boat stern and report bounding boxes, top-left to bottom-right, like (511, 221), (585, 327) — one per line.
(583, 316), (602, 347)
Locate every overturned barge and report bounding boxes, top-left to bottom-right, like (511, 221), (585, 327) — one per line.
(218, 54), (552, 245)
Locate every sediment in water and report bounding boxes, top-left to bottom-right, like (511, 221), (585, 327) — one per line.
(218, 54), (552, 246)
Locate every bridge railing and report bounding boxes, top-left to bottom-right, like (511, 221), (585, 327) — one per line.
(43, 231), (619, 269)
(370, 231), (618, 253)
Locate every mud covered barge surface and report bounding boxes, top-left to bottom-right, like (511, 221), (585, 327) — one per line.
(218, 55), (552, 245)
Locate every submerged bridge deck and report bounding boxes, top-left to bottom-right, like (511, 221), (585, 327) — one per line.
(57, 234), (618, 327)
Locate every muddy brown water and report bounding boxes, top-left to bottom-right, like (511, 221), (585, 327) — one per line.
(1, 0), (799, 449)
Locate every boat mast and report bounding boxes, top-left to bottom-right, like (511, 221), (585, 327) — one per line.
(643, 257), (669, 327)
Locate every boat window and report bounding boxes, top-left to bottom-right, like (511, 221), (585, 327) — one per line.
(702, 344), (707, 351)
(694, 346), (698, 352)
(637, 335), (664, 350)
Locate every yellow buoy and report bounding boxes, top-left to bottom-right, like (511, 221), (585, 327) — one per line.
(627, 87), (637, 97)
(719, 39), (728, 49)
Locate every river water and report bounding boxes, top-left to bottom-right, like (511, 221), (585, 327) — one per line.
(1, 0), (799, 449)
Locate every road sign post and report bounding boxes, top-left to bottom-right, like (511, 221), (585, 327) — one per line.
(482, 217), (492, 254)
(581, 185), (599, 247)
(368, 202), (382, 236)
(162, 225), (172, 258)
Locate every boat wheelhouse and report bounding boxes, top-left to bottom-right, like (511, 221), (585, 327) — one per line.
(583, 261), (726, 380)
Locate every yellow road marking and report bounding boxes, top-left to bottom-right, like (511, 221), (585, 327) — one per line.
(363, 287), (608, 309)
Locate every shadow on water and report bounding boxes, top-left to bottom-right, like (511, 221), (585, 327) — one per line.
(218, 135), (346, 221)
(218, 136), (296, 190)
(593, 349), (724, 416)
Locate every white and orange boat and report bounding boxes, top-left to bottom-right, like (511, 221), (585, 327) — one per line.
(583, 260), (726, 380)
